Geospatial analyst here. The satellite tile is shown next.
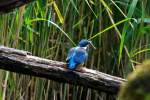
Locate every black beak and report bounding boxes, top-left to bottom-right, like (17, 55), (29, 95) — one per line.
(89, 41), (96, 49)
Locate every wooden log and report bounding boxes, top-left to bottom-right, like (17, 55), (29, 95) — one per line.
(0, 45), (126, 94)
(0, 0), (35, 13)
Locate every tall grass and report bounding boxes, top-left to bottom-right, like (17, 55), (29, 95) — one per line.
(0, 0), (150, 99)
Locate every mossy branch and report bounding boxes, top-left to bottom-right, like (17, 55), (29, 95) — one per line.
(0, 46), (126, 94)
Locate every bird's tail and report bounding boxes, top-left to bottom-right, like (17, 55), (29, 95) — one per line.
(67, 58), (78, 70)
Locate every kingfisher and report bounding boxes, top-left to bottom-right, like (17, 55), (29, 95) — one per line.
(66, 39), (96, 71)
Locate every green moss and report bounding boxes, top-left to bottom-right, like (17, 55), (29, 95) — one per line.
(118, 60), (150, 100)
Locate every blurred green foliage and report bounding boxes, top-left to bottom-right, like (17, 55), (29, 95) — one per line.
(118, 60), (150, 100)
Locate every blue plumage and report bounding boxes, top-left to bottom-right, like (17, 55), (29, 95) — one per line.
(66, 39), (95, 70)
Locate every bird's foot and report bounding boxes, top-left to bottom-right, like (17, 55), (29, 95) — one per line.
(75, 67), (87, 72)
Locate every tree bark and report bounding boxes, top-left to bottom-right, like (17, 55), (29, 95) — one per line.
(0, 0), (35, 13)
(0, 45), (126, 94)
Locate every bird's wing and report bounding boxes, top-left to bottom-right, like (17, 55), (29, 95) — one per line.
(74, 48), (88, 64)
(66, 47), (76, 62)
